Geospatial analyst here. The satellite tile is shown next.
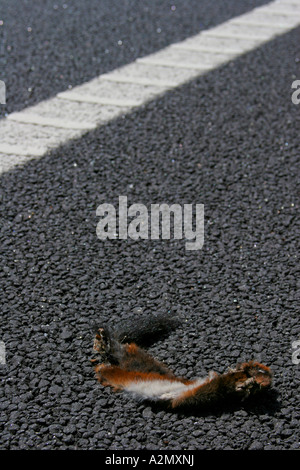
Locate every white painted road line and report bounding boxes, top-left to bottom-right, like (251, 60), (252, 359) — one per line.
(136, 58), (212, 70)
(7, 112), (97, 130)
(100, 75), (176, 88)
(0, 144), (46, 157)
(57, 92), (142, 108)
(1, 0), (300, 174)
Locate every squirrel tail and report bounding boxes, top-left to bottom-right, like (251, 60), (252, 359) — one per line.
(101, 312), (180, 347)
(92, 313), (180, 374)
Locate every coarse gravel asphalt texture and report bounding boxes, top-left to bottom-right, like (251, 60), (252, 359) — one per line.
(1, 0), (300, 451)
(1, 0), (271, 116)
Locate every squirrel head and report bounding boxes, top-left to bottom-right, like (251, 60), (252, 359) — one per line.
(229, 361), (272, 398)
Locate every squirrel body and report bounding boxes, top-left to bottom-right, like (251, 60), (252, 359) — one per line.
(92, 314), (272, 409)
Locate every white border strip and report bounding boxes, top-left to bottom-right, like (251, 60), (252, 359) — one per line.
(1, 0), (300, 174)
(7, 112), (97, 130)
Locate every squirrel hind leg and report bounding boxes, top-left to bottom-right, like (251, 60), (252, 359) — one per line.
(121, 343), (180, 380)
(94, 363), (124, 389)
(93, 328), (107, 356)
(92, 327), (179, 380)
(92, 327), (125, 365)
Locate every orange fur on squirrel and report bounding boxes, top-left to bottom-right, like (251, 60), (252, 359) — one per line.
(92, 318), (272, 409)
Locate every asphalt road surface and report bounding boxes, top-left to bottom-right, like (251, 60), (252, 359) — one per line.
(1, 0), (300, 450)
